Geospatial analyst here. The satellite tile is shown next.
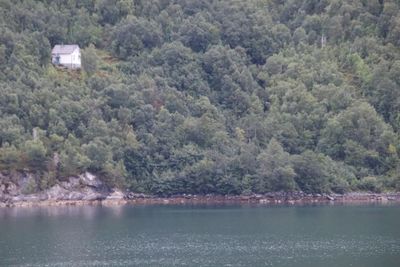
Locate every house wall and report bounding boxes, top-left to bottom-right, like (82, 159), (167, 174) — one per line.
(53, 48), (81, 69)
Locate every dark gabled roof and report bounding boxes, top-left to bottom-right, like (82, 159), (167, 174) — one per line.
(51, 44), (79, 55)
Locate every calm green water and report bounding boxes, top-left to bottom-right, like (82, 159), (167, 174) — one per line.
(0, 204), (399, 267)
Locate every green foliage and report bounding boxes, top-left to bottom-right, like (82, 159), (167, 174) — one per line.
(0, 145), (21, 170)
(357, 176), (383, 193)
(0, 0), (399, 195)
(82, 44), (99, 77)
(22, 140), (48, 170)
(39, 171), (57, 190)
(59, 139), (91, 177)
(255, 138), (296, 192)
(22, 177), (38, 195)
(292, 151), (331, 194)
(349, 53), (371, 83)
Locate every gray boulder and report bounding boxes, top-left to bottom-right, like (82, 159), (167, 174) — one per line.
(106, 189), (125, 200)
(79, 172), (103, 188)
(45, 184), (70, 200)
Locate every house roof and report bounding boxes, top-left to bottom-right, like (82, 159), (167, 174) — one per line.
(52, 44), (79, 55)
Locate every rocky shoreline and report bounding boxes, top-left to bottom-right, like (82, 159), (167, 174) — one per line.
(1, 172), (400, 208)
(2, 192), (400, 208)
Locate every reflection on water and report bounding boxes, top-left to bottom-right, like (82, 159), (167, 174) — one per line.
(0, 205), (127, 221)
(0, 204), (399, 267)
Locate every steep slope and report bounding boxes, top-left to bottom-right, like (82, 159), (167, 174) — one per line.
(0, 0), (399, 195)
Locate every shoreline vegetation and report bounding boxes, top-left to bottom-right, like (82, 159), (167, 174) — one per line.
(2, 172), (400, 208)
(2, 192), (400, 208)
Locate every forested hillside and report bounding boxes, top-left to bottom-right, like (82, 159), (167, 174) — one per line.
(0, 0), (399, 195)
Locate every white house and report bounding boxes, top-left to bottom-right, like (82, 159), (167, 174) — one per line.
(51, 44), (81, 69)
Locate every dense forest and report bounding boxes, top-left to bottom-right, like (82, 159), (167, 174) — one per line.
(0, 0), (399, 195)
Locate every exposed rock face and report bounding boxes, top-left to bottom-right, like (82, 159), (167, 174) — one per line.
(79, 172), (103, 188)
(0, 172), (111, 205)
(106, 190), (125, 200)
(45, 184), (71, 200)
(1, 172), (400, 207)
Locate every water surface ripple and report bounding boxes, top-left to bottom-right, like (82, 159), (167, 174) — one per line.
(0, 204), (399, 267)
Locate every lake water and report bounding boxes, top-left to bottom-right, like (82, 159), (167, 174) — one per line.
(0, 204), (399, 267)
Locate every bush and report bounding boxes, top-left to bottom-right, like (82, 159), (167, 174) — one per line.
(39, 171), (57, 190)
(357, 176), (382, 193)
(23, 140), (48, 170)
(22, 177), (38, 194)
